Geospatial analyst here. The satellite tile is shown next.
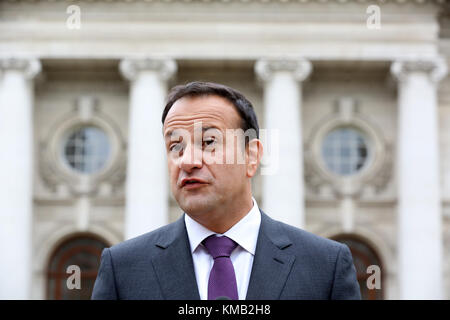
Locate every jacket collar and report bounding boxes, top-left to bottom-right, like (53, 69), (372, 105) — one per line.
(245, 210), (295, 299)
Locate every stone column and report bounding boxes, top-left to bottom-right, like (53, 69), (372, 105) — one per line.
(120, 58), (177, 240)
(255, 58), (312, 229)
(0, 57), (41, 299)
(391, 58), (447, 299)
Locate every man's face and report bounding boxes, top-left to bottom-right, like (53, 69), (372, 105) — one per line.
(163, 95), (250, 217)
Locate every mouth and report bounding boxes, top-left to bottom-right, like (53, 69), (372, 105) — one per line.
(180, 178), (209, 190)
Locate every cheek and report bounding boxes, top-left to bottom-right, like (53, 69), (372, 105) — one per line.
(167, 161), (179, 184)
(213, 163), (247, 186)
(219, 144), (247, 178)
(221, 139), (246, 165)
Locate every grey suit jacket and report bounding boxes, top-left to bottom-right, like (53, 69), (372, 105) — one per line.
(91, 210), (361, 300)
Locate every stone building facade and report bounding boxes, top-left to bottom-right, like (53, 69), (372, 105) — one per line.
(0, 0), (449, 299)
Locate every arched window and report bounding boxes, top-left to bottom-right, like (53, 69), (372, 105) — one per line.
(331, 234), (384, 300)
(46, 234), (108, 300)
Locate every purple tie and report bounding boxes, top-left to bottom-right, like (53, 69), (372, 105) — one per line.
(202, 235), (239, 300)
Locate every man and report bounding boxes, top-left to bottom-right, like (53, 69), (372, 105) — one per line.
(91, 81), (361, 300)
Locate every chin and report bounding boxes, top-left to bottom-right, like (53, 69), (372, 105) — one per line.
(177, 195), (216, 216)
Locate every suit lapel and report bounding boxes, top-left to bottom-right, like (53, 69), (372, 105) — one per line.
(245, 211), (296, 300)
(151, 214), (200, 300)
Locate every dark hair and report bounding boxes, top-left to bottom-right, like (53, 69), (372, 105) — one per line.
(162, 81), (259, 141)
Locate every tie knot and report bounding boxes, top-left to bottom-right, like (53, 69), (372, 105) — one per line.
(202, 235), (238, 259)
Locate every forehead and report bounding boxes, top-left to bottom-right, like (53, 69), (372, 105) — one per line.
(163, 95), (241, 132)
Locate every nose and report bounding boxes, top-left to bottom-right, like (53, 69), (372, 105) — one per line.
(179, 142), (203, 173)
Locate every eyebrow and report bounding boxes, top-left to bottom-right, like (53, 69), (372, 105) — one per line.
(201, 126), (221, 133)
(164, 129), (174, 140)
(164, 126), (220, 140)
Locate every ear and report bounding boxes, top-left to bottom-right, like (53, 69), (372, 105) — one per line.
(246, 139), (263, 178)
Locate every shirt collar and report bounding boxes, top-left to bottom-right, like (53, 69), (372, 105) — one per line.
(184, 197), (261, 256)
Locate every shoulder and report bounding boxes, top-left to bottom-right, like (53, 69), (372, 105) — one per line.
(107, 217), (184, 261)
(260, 211), (360, 299)
(261, 211), (345, 257)
(261, 212), (353, 284)
(283, 220), (342, 251)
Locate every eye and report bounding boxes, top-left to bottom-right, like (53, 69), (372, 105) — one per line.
(203, 137), (216, 148)
(169, 143), (183, 153)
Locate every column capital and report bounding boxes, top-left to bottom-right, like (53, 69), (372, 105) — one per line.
(391, 57), (447, 83)
(0, 57), (41, 79)
(255, 58), (312, 82)
(119, 57), (177, 82)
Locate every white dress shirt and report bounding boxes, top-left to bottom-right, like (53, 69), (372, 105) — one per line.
(184, 198), (261, 300)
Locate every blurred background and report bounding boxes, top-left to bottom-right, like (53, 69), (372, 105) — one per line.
(0, 0), (449, 300)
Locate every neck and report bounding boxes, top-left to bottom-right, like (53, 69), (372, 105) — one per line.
(189, 196), (254, 234)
